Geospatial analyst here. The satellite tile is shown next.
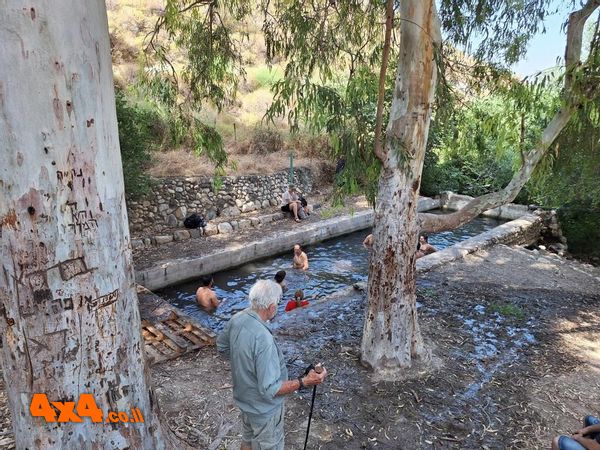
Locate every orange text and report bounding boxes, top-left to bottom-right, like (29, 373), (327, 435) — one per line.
(30, 393), (145, 424)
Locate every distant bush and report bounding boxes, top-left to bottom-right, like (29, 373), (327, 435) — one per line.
(115, 91), (163, 198)
(246, 65), (283, 91)
(288, 133), (330, 159)
(558, 207), (600, 259)
(246, 127), (284, 154)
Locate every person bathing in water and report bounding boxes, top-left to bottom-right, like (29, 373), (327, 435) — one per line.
(363, 234), (373, 249)
(419, 235), (437, 255)
(292, 244), (309, 270)
(416, 242), (426, 259)
(285, 289), (310, 312)
(274, 270), (288, 293)
(196, 274), (220, 313)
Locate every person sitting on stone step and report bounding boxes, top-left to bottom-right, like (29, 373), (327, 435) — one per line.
(552, 415), (600, 450)
(281, 185), (302, 223)
(196, 274), (220, 313)
(285, 289), (310, 312)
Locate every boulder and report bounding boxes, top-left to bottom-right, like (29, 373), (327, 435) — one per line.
(173, 230), (191, 241)
(260, 215), (273, 224)
(131, 239), (144, 249)
(239, 219), (251, 230)
(155, 235), (173, 245)
(189, 228), (203, 238)
(174, 206), (187, 220)
(222, 206), (241, 218)
(204, 223), (218, 236)
(166, 214), (178, 227)
(241, 202), (256, 213)
(205, 209), (217, 220)
(218, 222), (234, 234)
(250, 218), (260, 227)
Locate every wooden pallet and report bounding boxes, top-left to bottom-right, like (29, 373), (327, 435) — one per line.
(142, 314), (216, 364)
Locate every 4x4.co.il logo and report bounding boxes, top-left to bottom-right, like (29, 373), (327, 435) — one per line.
(30, 394), (145, 424)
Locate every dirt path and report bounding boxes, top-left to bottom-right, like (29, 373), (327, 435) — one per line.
(149, 244), (600, 449)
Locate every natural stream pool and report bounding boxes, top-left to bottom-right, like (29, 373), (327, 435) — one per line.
(157, 213), (506, 330)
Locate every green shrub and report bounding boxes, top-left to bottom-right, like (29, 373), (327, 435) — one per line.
(115, 91), (162, 198)
(559, 208), (600, 258)
(489, 303), (525, 320)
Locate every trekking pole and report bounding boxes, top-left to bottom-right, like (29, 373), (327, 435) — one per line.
(303, 363), (323, 450)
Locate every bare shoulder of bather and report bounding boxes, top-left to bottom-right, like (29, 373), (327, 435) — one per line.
(293, 252), (309, 270)
(196, 287), (219, 312)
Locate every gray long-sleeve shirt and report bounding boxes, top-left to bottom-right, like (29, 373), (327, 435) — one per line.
(217, 309), (288, 421)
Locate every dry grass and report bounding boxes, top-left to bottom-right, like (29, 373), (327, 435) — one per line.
(147, 148), (334, 182)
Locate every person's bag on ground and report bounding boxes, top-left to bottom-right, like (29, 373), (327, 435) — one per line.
(183, 213), (206, 229)
(298, 207), (307, 219)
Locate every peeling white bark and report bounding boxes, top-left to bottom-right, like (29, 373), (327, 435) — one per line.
(361, 0), (440, 372)
(0, 1), (172, 447)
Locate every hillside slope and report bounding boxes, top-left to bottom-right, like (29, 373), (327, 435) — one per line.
(107, 0), (332, 177)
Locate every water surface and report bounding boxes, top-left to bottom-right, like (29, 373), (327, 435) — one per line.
(158, 214), (505, 330)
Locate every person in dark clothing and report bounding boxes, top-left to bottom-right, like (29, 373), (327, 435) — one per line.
(274, 270), (287, 292)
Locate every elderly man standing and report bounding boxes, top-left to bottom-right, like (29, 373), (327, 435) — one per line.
(217, 280), (327, 450)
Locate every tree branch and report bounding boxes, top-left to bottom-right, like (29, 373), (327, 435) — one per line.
(565, 0), (600, 91)
(373, 0), (394, 164)
(419, 0), (600, 234)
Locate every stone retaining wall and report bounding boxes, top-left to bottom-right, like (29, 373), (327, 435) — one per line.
(136, 198), (440, 290)
(127, 168), (313, 233)
(416, 213), (543, 274)
(130, 190), (543, 250)
(440, 192), (531, 220)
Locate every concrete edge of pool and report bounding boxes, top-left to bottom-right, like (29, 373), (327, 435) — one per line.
(416, 213), (542, 274)
(135, 195), (541, 291)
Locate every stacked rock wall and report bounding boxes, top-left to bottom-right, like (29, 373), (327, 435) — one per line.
(127, 168), (313, 233)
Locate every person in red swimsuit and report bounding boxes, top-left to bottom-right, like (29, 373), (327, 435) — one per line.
(284, 289), (309, 312)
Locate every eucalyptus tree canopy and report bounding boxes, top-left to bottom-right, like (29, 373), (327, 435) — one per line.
(147, 0), (600, 373)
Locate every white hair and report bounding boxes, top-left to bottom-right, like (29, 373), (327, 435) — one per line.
(249, 280), (283, 310)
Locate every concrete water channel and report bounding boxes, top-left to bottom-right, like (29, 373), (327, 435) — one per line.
(141, 193), (543, 332)
(157, 214), (507, 331)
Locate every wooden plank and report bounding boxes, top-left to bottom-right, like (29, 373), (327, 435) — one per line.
(163, 319), (206, 346)
(152, 321), (191, 350)
(142, 320), (184, 354)
(143, 342), (164, 363)
(167, 317), (216, 344)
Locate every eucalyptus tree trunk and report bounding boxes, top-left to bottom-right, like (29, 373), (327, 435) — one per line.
(360, 0), (441, 372)
(0, 1), (172, 447)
